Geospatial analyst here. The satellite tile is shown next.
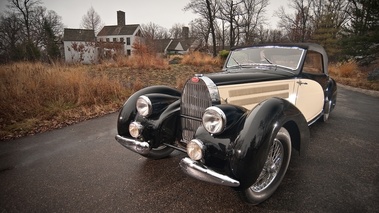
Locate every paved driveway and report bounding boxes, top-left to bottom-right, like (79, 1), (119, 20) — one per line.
(0, 86), (378, 212)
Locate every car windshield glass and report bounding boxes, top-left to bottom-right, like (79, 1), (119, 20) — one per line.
(226, 46), (305, 72)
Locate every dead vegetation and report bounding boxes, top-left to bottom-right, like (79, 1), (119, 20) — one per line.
(329, 60), (379, 91)
(0, 52), (220, 141)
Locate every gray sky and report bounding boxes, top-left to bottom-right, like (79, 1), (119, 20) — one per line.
(0, 0), (288, 29)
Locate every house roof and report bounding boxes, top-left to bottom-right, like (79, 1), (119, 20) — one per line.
(63, 28), (95, 41)
(97, 24), (140, 36)
(154, 39), (172, 52)
(166, 38), (196, 51)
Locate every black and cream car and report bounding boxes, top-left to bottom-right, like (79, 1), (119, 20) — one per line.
(115, 43), (337, 204)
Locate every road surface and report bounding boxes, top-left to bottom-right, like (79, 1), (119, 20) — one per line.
(0, 86), (378, 212)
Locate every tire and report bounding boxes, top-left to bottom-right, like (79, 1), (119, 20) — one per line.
(240, 127), (292, 205)
(145, 145), (174, 159)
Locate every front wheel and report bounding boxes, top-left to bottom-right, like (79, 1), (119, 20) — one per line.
(240, 127), (292, 205)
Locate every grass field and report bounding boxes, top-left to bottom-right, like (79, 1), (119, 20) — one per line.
(0, 52), (377, 141)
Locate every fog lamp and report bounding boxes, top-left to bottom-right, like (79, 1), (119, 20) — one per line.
(129, 121), (143, 138)
(187, 139), (204, 161)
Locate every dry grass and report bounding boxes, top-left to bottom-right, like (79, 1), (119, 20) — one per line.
(0, 62), (129, 140)
(0, 52), (220, 141)
(329, 60), (379, 90)
(182, 51), (223, 67)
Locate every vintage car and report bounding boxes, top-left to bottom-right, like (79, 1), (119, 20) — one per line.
(115, 43), (337, 205)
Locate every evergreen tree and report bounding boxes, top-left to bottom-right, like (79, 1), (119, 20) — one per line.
(340, 0), (379, 64)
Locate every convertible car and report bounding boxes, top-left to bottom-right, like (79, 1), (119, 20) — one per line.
(115, 43), (337, 204)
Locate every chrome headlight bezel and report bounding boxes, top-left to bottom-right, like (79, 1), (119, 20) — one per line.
(202, 106), (226, 134)
(129, 121), (143, 138)
(136, 95), (152, 117)
(187, 139), (204, 161)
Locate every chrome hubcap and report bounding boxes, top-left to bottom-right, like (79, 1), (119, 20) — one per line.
(251, 138), (284, 192)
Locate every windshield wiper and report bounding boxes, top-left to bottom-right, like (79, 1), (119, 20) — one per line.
(263, 56), (273, 64)
(231, 57), (242, 69)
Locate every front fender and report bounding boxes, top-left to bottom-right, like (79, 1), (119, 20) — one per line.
(229, 98), (309, 189)
(117, 86), (181, 137)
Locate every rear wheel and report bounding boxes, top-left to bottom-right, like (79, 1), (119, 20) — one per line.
(240, 127), (292, 205)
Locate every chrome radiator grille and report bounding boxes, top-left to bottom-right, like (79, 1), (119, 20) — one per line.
(180, 78), (212, 142)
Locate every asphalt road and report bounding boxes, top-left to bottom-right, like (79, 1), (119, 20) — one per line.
(0, 86), (378, 213)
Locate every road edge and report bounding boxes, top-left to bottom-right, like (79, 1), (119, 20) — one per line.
(338, 83), (379, 98)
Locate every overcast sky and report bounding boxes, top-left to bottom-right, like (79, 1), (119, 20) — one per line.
(0, 0), (288, 29)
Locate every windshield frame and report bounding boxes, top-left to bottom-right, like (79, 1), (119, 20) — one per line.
(223, 46), (306, 74)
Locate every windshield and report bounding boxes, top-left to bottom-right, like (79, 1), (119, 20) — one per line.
(225, 46), (305, 72)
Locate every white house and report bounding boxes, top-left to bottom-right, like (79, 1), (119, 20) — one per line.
(62, 28), (98, 64)
(96, 11), (142, 56)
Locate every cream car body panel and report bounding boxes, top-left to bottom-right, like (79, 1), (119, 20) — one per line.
(294, 78), (324, 122)
(217, 78), (324, 123)
(217, 80), (297, 110)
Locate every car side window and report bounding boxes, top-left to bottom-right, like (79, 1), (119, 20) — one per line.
(303, 51), (324, 74)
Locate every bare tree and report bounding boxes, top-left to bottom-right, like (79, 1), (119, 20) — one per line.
(184, 0), (218, 55)
(240, 0), (269, 44)
(189, 18), (211, 49)
(140, 22), (169, 39)
(169, 23), (185, 39)
(218, 0), (242, 47)
(1, 0), (63, 61)
(0, 13), (22, 61)
(205, 0), (217, 56)
(80, 6), (103, 35)
(275, 0), (312, 42)
(8, 0), (41, 41)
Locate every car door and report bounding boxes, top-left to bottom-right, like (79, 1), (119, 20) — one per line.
(294, 51), (328, 123)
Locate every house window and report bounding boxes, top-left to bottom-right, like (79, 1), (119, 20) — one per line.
(120, 37), (124, 43)
(127, 49), (131, 56)
(113, 38), (117, 42)
(127, 37), (131, 45)
(106, 38), (110, 42)
(98, 38), (103, 42)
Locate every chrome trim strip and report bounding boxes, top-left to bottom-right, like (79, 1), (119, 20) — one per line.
(115, 135), (150, 155)
(179, 157), (240, 187)
(199, 76), (220, 104)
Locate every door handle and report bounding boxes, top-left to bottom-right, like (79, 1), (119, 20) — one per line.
(297, 80), (308, 85)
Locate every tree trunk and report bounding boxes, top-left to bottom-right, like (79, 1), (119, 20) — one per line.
(206, 0), (217, 57)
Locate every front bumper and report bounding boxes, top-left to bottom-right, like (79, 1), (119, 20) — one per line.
(179, 157), (240, 187)
(115, 135), (150, 155)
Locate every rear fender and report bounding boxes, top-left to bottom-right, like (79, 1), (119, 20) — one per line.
(229, 98), (309, 189)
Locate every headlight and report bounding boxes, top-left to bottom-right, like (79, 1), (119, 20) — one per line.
(187, 139), (204, 161)
(202, 106), (226, 134)
(136, 95), (152, 117)
(129, 121), (143, 138)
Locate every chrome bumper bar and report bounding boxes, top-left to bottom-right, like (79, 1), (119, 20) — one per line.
(115, 135), (150, 155)
(179, 157), (240, 187)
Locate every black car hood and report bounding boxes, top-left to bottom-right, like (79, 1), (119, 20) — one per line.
(205, 69), (296, 86)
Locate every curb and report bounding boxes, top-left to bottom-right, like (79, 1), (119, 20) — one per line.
(338, 83), (379, 98)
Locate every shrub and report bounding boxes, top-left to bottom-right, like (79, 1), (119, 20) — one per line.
(219, 50), (230, 61)
(181, 51), (223, 67)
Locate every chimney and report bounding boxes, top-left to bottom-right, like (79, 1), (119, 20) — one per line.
(117, 11), (125, 26)
(182, 26), (189, 39)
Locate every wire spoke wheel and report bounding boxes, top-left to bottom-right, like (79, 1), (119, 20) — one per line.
(251, 138), (284, 192)
(241, 127), (291, 205)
